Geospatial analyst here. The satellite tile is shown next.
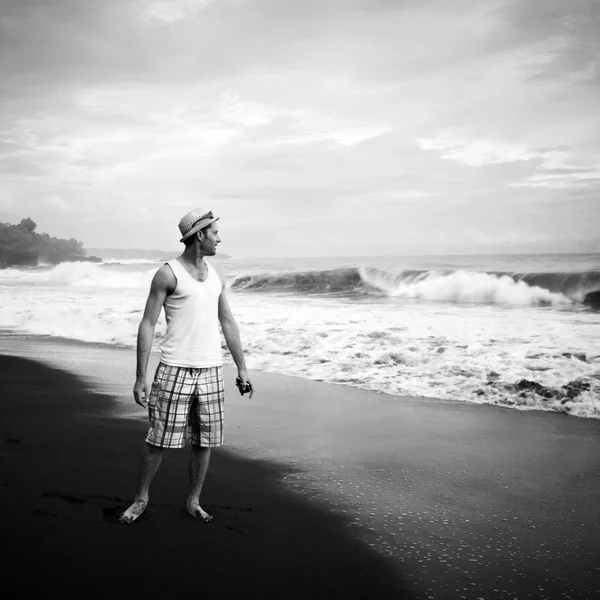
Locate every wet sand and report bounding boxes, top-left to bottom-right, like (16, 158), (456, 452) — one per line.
(1, 337), (599, 599)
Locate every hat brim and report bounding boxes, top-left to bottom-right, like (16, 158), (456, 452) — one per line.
(180, 216), (220, 243)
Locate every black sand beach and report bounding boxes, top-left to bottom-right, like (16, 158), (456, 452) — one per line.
(1, 337), (599, 599)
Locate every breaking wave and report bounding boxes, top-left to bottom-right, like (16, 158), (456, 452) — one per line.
(2, 261), (598, 307)
(231, 268), (363, 294)
(232, 267), (600, 307)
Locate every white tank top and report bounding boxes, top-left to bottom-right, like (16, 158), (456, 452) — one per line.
(159, 259), (223, 368)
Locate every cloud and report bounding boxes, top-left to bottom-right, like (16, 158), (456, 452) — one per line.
(417, 137), (538, 167)
(515, 170), (600, 189)
(417, 134), (600, 191)
(0, 0), (599, 254)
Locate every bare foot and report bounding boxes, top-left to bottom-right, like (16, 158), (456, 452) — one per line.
(185, 503), (214, 523)
(119, 500), (147, 524)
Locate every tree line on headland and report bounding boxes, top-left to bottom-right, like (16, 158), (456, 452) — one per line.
(0, 218), (101, 268)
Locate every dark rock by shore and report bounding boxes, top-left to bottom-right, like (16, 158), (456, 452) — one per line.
(514, 379), (555, 399)
(510, 378), (592, 405)
(563, 379), (591, 400)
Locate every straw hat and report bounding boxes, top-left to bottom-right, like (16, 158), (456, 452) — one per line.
(178, 208), (219, 242)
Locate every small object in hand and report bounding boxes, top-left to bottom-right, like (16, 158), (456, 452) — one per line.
(235, 377), (253, 396)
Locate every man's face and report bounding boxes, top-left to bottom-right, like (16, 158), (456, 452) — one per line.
(199, 223), (221, 256)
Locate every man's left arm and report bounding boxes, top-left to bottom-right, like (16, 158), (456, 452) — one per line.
(217, 278), (253, 398)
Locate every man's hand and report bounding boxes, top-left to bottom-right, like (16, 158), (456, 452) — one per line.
(133, 378), (149, 408)
(236, 370), (254, 399)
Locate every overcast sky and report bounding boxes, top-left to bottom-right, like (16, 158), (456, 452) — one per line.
(1, 0), (599, 257)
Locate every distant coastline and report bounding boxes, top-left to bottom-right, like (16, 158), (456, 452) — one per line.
(0, 218), (101, 268)
(85, 248), (231, 261)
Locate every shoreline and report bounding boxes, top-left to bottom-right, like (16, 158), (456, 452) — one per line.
(2, 330), (598, 421)
(1, 337), (599, 598)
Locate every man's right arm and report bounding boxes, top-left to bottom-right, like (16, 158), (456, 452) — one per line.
(133, 266), (173, 408)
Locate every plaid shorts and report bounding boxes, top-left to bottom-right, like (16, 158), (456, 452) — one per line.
(145, 363), (225, 449)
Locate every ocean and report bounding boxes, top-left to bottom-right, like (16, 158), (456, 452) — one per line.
(1, 253), (599, 419)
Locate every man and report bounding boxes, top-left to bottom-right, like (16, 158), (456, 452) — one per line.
(120, 208), (253, 525)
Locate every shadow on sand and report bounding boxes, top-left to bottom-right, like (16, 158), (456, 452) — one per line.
(1, 355), (414, 599)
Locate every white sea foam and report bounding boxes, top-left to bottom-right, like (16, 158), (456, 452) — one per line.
(0, 262), (154, 288)
(228, 295), (600, 419)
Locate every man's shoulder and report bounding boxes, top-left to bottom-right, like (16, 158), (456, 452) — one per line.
(152, 262), (177, 289)
(157, 261), (176, 276)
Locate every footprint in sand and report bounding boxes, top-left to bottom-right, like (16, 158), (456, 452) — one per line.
(40, 491), (129, 524)
(42, 492), (88, 504)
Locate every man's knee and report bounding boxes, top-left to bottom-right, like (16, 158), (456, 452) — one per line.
(144, 442), (164, 455)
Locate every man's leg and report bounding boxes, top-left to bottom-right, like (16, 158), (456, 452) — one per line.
(186, 366), (223, 523)
(119, 442), (164, 524)
(185, 445), (214, 522)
